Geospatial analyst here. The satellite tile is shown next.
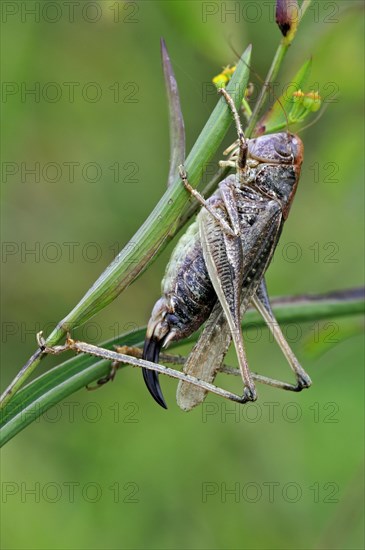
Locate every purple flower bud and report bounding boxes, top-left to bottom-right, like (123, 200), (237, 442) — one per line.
(276, 0), (299, 38)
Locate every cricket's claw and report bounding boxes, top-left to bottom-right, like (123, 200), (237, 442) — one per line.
(295, 372), (312, 391)
(241, 386), (257, 403)
(142, 337), (168, 409)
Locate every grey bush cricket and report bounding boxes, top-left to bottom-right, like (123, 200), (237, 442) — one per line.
(26, 44), (313, 414)
(142, 86), (312, 410)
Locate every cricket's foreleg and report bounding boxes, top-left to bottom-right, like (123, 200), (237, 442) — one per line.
(218, 88), (247, 174)
(252, 279), (312, 390)
(178, 165), (237, 237)
(219, 159), (236, 170)
(220, 140), (240, 169)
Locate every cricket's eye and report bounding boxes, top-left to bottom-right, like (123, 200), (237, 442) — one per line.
(274, 137), (293, 158)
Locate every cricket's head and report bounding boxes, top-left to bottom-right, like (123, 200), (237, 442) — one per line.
(247, 132), (304, 219)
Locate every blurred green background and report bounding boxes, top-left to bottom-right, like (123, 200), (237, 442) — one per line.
(1, 1), (364, 549)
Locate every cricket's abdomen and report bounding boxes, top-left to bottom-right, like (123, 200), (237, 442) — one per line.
(142, 218), (217, 408)
(145, 219), (216, 349)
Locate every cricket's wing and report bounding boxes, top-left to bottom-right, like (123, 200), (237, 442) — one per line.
(176, 193), (282, 411)
(199, 193), (254, 396)
(176, 299), (230, 411)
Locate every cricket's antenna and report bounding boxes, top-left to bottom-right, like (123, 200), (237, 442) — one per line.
(227, 39), (292, 138)
(226, 35), (241, 60)
(218, 88), (245, 139)
(218, 87), (247, 170)
(296, 103), (328, 134)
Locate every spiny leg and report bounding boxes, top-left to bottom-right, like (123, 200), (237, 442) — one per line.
(178, 165), (237, 237)
(220, 365), (309, 392)
(40, 336), (253, 406)
(83, 342), (253, 405)
(36, 332), (120, 392)
(252, 279), (312, 390)
(119, 332), (311, 395)
(218, 88), (247, 173)
(178, 88), (247, 236)
(113, 345), (305, 398)
(117, 346), (252, 404)
(220, 139), (240, 168)
(114, 344), (302, 401)
(229, 328), (257, 402)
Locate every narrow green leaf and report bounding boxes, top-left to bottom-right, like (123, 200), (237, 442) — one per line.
(161, 38), (186, 188)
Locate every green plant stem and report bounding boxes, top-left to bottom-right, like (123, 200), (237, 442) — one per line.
(300, 1), (312, 21)
(246, 41), (288, 137)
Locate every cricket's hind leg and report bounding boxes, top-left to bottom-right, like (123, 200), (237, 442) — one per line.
(252, 279), (312, 391)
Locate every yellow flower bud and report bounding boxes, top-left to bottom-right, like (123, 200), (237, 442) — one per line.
(293, 90), (305, 102)
(212, 73), (229, 88)
(303, 91), (322, 112)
